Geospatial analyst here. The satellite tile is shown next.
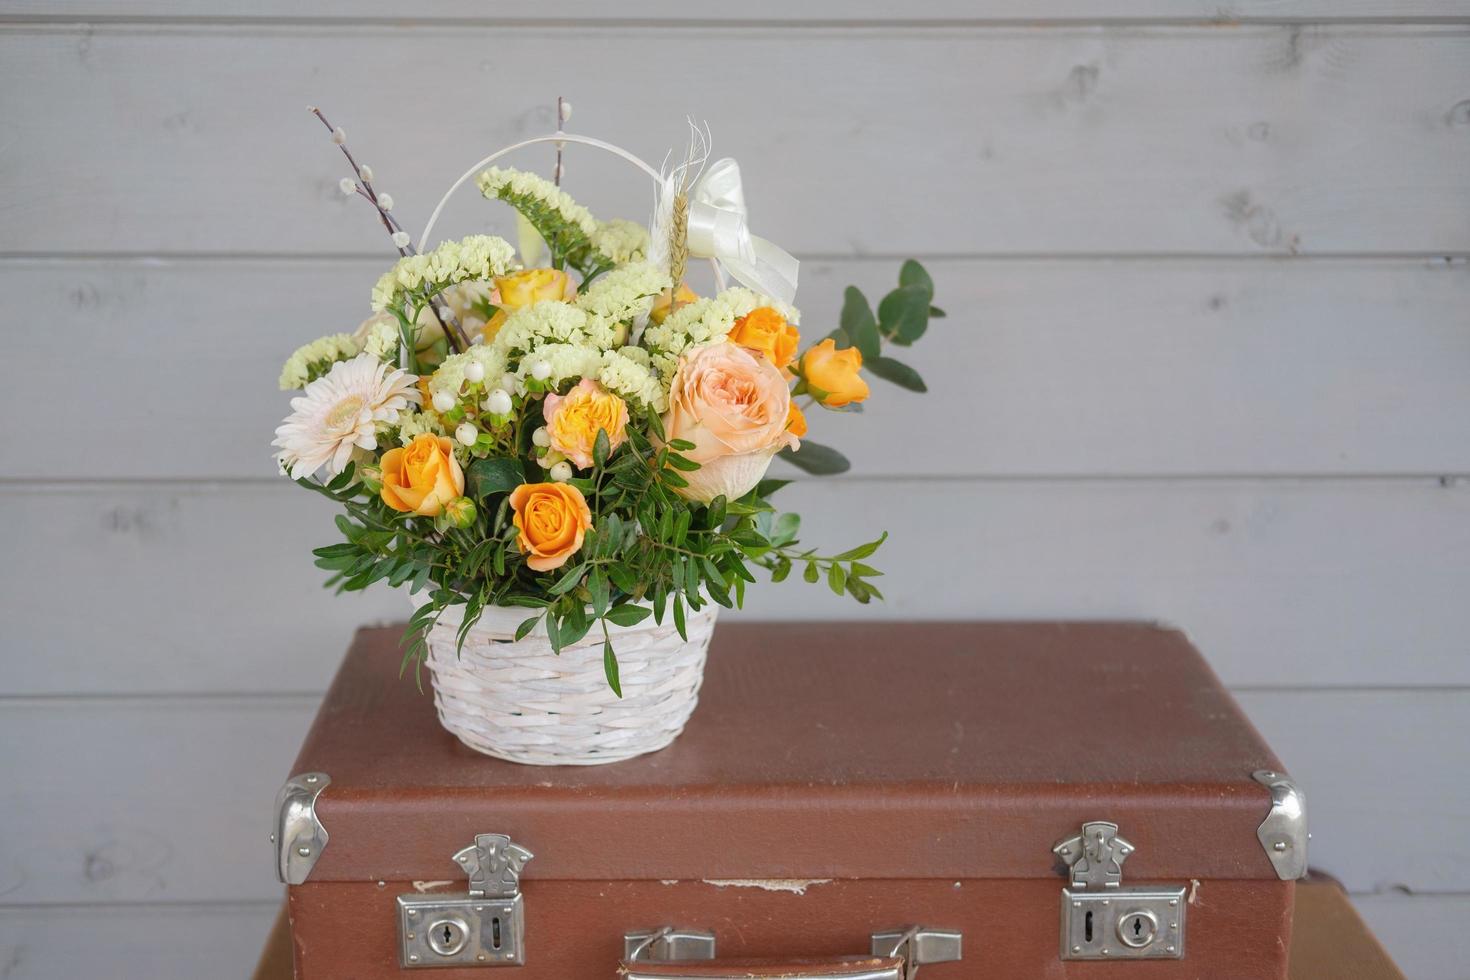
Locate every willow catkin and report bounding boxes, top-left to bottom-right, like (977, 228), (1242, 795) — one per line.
(668, 190), (690, 291)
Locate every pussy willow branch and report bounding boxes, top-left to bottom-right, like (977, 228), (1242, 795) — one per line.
(553, 96), (566, 188)
(308, 106), (471, 353)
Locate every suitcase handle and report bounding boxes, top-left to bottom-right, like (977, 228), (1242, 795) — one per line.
(620, 925), (961, 980)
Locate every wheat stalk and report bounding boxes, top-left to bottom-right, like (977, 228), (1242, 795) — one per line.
(668, 190), (690, 300)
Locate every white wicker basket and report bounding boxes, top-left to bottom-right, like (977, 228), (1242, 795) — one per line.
(423, 602), (718, 766)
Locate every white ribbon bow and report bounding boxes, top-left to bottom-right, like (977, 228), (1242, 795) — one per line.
(686, 158), (799, 306)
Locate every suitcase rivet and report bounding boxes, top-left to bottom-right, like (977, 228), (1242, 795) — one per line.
(297, 847), (311, 857)
(1071, 946), (1081, 954)
(477, 954), (486, 961)
(1072, 901), (1081, 908)
(407, 910), (417, 918)
(1167, 946), (1177, 953)
(408, 955), (419, 963)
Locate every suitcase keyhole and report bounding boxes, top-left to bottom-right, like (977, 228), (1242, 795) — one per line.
(441, 924), (454, 946)
(1132, 918), (1142, 939)
(1084, 910), (1094, 943)
(490, 916), (502, 950)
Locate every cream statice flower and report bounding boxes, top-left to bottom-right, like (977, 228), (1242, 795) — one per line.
(590, 219), (650, 264)
(477, 167), (598, 237)
(278, 333), (359, 390)
(491, 301), (594, 356)
(514, 343), (602, 389)
(428, 345), (510, 400)
(394, 408), (446, 446)
(273, 353), (420, 480)
(598, 347), (668, 413)
(575, 262), (671, 327)
(370, 235), (516, 313)
(357, 315), (400, 362)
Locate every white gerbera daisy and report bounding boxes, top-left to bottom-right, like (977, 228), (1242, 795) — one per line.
(273, 353), (420, 480)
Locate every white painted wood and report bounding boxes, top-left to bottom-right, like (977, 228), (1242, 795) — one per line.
(5, 256), (1467, 481)
(0, 689), (1462, 905)
(1237, 690), (1470, 894)
(5, 1), (1468, 22)
(0, 694), (317, 905)
(1352, 892), (1470, 980)
(2, 477), (1466, 694)
(3, 26), (1468, 256)
(0, 903), (279, 980)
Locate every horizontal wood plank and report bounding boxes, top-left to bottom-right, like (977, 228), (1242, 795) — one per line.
(1352, 892), (1470, 980)
(5, 1), (1469, 23)
(1, 477), (1466, 694)
(0, 688), (1462, 905)
(0, 902), (279, 980)
(2, 26), (1467, 256)
(4, 256), (1467, 480)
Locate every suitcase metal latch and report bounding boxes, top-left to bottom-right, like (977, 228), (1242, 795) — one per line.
(1054, 821), (1186, 961)
(397, 833), (533, 968)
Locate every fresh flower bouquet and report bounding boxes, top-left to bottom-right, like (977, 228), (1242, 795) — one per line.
(275, 107), (942, 764)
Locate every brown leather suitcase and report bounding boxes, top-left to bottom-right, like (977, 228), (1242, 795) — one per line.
(273, 622), (1305, 978)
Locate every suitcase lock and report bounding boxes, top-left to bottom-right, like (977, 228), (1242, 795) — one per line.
(1054, 821), (1187, 961)
(397, 833), (533, 968)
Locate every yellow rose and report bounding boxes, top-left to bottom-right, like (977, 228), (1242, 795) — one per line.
(509, 481), (593, 572)
(661, 342), (799, 504)
(785, 400), (808, 438)
(379, 434), (465, 517)
(801, 338), (869, 408)
(483, 268), (576, 342)
(542, 379), (629, 470)
(649, 282), (698, 325)
(729, 306), (800, 372)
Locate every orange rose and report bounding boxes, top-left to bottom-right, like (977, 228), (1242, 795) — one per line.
(649, 282), (698, 325)
(801, 338), (869, 408)
(662, 342), (799, 504)
(508, 481), (593, 572)
(380, 434), (465, 516)
(785, 400), (808, 438)
(482, 268), (576, 342)
(729, 306), (799, 372)
(542, 379), (629, 469)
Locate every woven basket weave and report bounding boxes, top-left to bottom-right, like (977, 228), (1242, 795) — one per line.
(423, 602), (718, 766)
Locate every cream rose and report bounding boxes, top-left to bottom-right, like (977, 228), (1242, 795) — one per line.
(661, 342), (800, 503)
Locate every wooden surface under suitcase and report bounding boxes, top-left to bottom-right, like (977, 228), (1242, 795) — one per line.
(277, 622), (1302, 978)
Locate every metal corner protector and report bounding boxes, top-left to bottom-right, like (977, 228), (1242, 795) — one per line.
(272, 771), (331, 884)
(1252, 769), (1307, 880)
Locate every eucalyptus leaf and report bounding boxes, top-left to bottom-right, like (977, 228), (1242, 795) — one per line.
(779, 441), (851, 476)
(465, 457), (526, 499)
(865, 356), (928, 392)
(840, 286), (881, 359)
(877, 283), (931, 346)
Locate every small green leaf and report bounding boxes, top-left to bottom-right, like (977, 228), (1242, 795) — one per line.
(706, 495), (727, 529)
(929, 305), (947, 318)
(771, 512), (800, 547)
(754, 479), (791, 500)
(877, 283), (931, 345)
(588, 567), (610, 616)
(593, 428), (611, 468)
(548, 563), (586, 595)
(665, 452), (701, 472)
(672, 594), (688, 641)
(833, 531), (888, 561)
(603, 637), (623, 697)
(803, 561), (820, 583)
(779, 441), (851, 476)
(668, 438), (697, 452)
(465, 457), (526, 499)
(605, 604), (652, 627)
(770, 557), (792, 583)
(840, 286), (881, 359)
(898, 259), (934, 299)
(514, 615), (540, 641)
(865, 356), (927, 392)
(828, 563), (847, 595)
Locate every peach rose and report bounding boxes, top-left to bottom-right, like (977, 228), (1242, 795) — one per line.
(509, 481), (593, 572)
(482, 268), (577, 342)
(661, 342), (800, 504)
(729, 306), (800, 372)
(380, 434), (465, 516)
(542, 379), (629, 469)
(801, 338), (869, 408)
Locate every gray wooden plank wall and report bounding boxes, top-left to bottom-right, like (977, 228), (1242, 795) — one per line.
(0, 3), (1467, 977)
